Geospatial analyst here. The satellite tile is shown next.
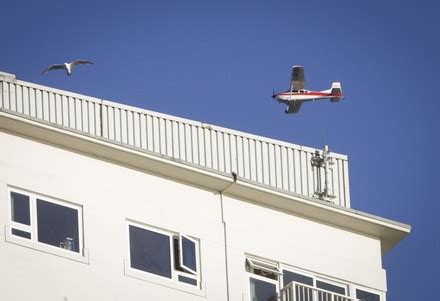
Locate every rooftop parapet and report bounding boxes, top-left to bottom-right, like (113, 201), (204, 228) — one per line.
(0, 72), (350, 207)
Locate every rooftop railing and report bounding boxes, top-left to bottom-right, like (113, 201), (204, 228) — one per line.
(0, 72), (350, 207)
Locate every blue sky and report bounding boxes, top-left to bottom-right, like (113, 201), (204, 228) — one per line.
(1, 0), (438, 299)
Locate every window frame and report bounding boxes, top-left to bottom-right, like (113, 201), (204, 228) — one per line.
(246, 256), (281, 301)
(128, 223), (174, 279)
(247, 257), (283, 276)
(125, 220), (202, 292)
(281, 265), (350, 297)
(6, 186), (87, 263)
(281, 267), (314, 287)
(352, 286), (384, 301)
(315, 277), (349, 296)
(178, 233), (200, 276)
(247, 259), (384, 301)
(9, 190), (33, 238)
(248, 272), (280, 301)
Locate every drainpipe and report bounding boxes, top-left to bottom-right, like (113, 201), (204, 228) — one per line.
(219, 172), (237, 301)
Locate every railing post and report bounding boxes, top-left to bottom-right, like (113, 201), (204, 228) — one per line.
(99, 101), (103, 137)
(292, 284), (296, 301)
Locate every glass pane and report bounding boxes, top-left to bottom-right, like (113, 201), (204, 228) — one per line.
(181, 235), (197, 273)
(316, 280), (346, 295)
(37, 199), (80, 253)
(178, 275), (198, 286)
(129, 225), (172, 278)
(12, 228), (31, 239)
(283, 270), (314, 286)
(356, 289), (380, 301)
(249, 277), (277, 301)
(11, 192), (30, 225)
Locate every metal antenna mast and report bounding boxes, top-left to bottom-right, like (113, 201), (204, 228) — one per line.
(312, 132), (335, 201)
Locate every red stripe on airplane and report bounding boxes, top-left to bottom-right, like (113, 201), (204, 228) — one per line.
(276, 92), (341, 97)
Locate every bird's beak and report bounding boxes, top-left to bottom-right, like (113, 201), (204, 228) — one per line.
(272, 94), (277, 99)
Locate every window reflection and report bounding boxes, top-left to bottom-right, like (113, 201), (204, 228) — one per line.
(129, 225), (172, 278)
(181, 235), (197, 273)
(356, 289), (380, 301)
(37, 199), (80, 253)
(11, 192), (30, 225)
(249, 277), (277, 301)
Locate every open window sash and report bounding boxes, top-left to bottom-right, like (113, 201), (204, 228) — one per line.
(178, 233), (199, 275)
(246, 257), (283, 275)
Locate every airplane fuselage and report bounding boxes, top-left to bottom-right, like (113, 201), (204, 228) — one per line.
(272, 90), (342, 103)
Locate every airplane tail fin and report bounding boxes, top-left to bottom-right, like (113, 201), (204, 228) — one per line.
(329, 82), (343, 102)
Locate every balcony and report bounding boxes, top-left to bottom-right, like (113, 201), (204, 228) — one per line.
(281, 282), (357, 301)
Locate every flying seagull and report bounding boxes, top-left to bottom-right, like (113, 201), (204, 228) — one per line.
(41, 60), (94, 76)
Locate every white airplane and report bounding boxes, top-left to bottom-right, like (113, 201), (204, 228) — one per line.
(272, 65), (344, 114)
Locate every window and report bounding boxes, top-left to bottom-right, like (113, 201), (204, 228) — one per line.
(282, 268), (347, 292)
(316, 280), (346, 295)
(246, 258), (382, 301)
(247, 257), (282, 279)
(7, 187), (84, 259)
(281, 267), (349, 301)
(179, 234), (198, 275)
(249, 275), (278, 301)
(246, 256), (280, 301)
(127, 221), (200, 288)
(283, 270), (313, 287)
(129, 225), (172, 278)
(356, 289), (381, 301)
(37, 199), (80, 252)
(10, 191), (31, 238)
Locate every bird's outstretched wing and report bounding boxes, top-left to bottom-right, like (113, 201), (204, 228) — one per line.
(41, 64), (65, 75)
(71, 60), (94, 67)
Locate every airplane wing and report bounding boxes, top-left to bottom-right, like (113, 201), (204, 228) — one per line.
(285, 102), (303, 114)
(290, 65), (305, 91)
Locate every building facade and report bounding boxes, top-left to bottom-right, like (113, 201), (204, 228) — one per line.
(0, 71), (410, 301)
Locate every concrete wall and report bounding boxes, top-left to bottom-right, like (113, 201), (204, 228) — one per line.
(222, 195), (386, 300)
(0, 131), (227, 301)
(0, 131), (385, 301)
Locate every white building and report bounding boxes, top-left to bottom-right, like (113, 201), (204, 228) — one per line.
(0, 71), (410, 301)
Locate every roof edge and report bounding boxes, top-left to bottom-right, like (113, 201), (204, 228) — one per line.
(0, 111), (410, 254)
(0, 72), (348, 159)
